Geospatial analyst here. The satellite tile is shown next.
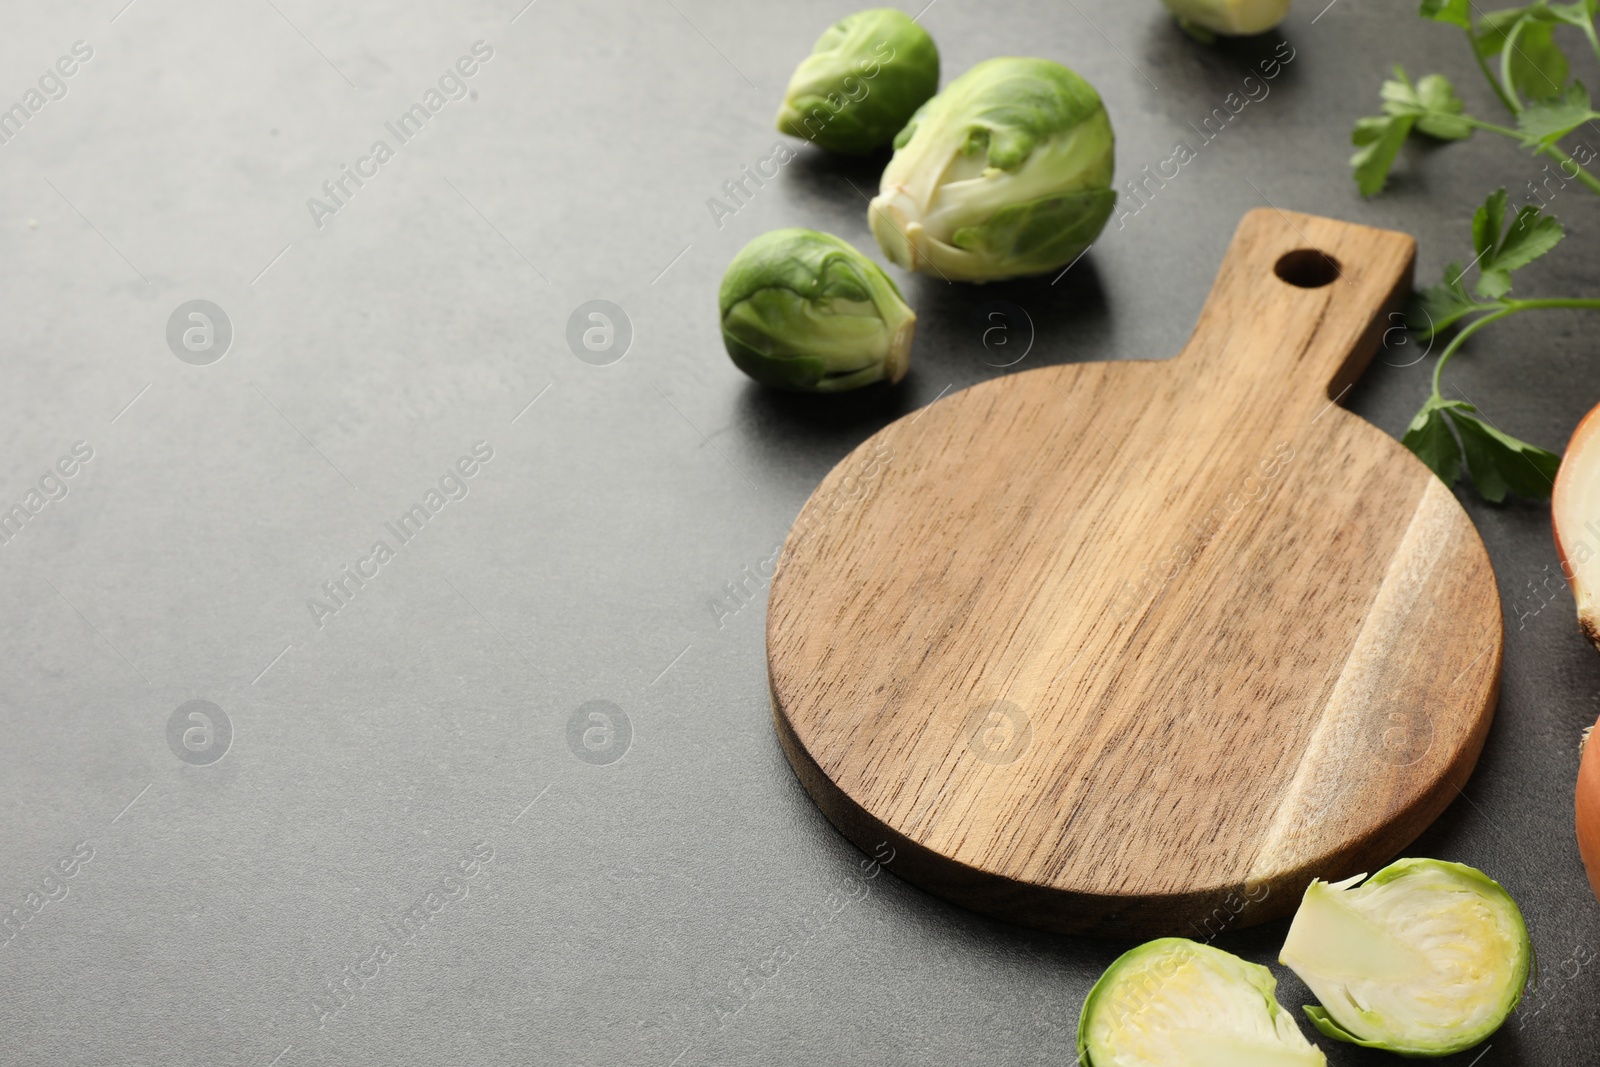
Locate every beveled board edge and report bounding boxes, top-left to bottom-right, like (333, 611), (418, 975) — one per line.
(770, 650), (1501, 936)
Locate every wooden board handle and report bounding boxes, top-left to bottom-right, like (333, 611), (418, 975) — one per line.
(1179, 209), (1417, 408)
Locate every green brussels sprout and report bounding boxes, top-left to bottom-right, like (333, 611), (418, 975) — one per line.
(776, 8), (939, 156)
(1279, 859), (1532, 1056)
(868, 57), (1116, 283)
(1158, 0), (1291, 40)
(1078, 938), (1326, 1067)
(719, 228), (915, 393)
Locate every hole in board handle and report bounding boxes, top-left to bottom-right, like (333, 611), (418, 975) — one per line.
(1273, 249), (1341, 288)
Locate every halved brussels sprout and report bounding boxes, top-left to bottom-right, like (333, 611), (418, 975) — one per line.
(1078, 938), (1326, 1067)
(719, 228), (915, 392)
(868, 57), (1116, 283)
(777, 8), (939, 155)
(1159, 0), (1291, 39)
(1279, 859), (1532, 1057)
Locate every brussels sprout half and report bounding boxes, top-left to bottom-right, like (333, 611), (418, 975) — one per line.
(1078, 938), (1326, 1067)
(1279, 859), (1532, 1057)
(1158, 0), (1291, 39)
(719, 228), (915, 393)
(868, 57), (1116, 283)
(777, 8), (939, 155)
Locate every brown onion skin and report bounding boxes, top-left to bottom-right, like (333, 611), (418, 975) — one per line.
(1558, 405), (1600, 902)
(1581, 720), (1600, 905)
(1553, 402), (1600, 650)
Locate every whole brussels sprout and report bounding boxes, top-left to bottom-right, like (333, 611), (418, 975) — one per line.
(1279, 859), (1532, 1056)
(1159, 0), (1291, 39)
(777, 8), (939, 155)
(720, 229), (915, 393)
(868, 57), (1116, 283)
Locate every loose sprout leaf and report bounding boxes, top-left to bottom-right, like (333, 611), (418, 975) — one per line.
(1418, 0), (1474, 29)
(1351, 114), (1416, 195)
(1412, 262), (1482, 338)
(1402, 399), (1467, 486)
(1304, 1007), (1393, 1050)
(1449, 407), (1561, 501)
(1517, 82), (1600, 147)
(1474, 9), (1570, 102)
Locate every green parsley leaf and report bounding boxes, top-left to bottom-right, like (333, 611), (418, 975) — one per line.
(1349, 69), (1468, 194)
(1414, 74), (1474, 138)
(1402, 398), (1468, 486)
(1351, 114), (1416, 196)
(1402, 396), (1561, 502)
(1418, 0), (1474, 30)
(1517, 82), (1600, 147)
(1474, 9), (1570, 103)
(1471, 188), (1507, 264)
(1545, 1), (1600, 30)
(1468, 189), (1564, 298)
(1449, 406), (1561, 501)
(1491, 205), (1565, 273)
(1412, 262), (1483, 338)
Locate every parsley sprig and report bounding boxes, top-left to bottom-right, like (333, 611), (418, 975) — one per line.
(1351, 1), (1600, 196)
(1401, 189), (1600, 501)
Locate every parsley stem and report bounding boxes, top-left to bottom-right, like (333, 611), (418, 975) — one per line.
(1582, 19), (1600, 69)
(1430, 298), (1600, 398)
(1537, 146), (1600, 196)
(1462, 117), (1600, 197)
(1464, 118), (1523, 138)
(1430, 308), (1515, 398)
(1472, 43), (1518, 116)
(1499, 19), (1530, 114)
(1506, 298), (1600, 311)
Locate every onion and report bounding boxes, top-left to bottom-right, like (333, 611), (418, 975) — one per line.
(1580, 726), (1600, 904)
(1555, 404), (1600, 904)
(1553, 403), (1600, 650)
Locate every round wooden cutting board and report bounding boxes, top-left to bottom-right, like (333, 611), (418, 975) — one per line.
(766, 209), (1504, 937)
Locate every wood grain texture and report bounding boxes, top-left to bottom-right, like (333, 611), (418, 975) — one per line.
(766, 209), (1503, 937)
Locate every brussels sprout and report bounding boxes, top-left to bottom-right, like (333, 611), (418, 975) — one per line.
(1279, 859), (1532, 1056)
(868, 57), (1116, 283)
(719, 228), (915, 392)
(1078, 938), (1326, 1067)
(1158, 0), (1291, 40)
(777, 8), (939, 155)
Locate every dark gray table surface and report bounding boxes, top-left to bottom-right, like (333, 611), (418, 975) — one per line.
(2, 1), (1597, 1064)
